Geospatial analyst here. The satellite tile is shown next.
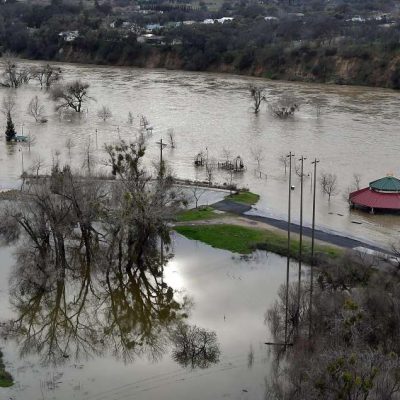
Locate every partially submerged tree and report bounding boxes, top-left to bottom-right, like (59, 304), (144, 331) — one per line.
(269, 95), (299, 118)
(251, 146), (264, 171)
(249, 85), (266, 113)
(1, 93), (16, 117)
(50, 80), (91, 112)
(1, 53), (31, 88)
(97, 105), (112, 121)
(279, 155), (289, 175)
(27, 96), (46, 122)
(5, 112), (16, 142)
(320, 172), (338, 201)
(32, 64), (62, 89)
(205, 160), (215, 187)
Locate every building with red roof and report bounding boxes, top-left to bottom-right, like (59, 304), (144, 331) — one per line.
(349, 176), (400, 213)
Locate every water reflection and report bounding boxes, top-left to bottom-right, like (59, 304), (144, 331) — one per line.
(0, 151), (220, 370)
(3, 245), (188, 365)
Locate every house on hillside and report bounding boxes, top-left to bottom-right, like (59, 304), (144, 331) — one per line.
(59, 31), (79, 42)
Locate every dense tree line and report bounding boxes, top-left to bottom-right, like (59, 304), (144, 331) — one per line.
(1, 0), (400, 87)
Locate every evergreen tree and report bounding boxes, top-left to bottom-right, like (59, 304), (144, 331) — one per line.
(5, 112), (16, 142)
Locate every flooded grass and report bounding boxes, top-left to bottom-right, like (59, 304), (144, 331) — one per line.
(224, 191), (260, 205)
(175, 223), (343, 259)
(176, 207), (221, 222)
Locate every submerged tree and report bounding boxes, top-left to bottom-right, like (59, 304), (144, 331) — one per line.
(320, 172), (338, 201)
(1, 53), (31, 88)
(32, 64), (62, 89)
(5, 112), (16, 142)
(27, 95), (46, 122)
(269, 94), (299, 118)
(50, 80), (91, 112)
(249, 85), (266, 113)
(97, 105), (112, 121)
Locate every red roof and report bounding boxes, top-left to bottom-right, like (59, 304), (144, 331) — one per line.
(349, 187), (400, 209)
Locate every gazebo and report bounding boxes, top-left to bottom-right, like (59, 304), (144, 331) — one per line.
(349, 176), (400, 213)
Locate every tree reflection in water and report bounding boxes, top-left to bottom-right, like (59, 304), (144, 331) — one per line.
(0, 140), (220, 370)
(170, 323), (220, 369)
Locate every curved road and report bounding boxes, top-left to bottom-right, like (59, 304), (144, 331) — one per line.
(212, 199), (391, 255)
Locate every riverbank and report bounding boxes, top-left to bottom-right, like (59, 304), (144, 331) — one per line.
(11, 45), (400, 90)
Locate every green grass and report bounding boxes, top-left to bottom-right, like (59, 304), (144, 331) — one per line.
(176, 207), (221, 222)
(225, 191), (260, 205)
(0, 350), (13, 388)
(175, 224), (343, 260)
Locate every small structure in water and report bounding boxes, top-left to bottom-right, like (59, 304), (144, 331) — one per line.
(194, 152), (205, 166)
(218, 156), (245, 172)
(349, 176), (400, 214)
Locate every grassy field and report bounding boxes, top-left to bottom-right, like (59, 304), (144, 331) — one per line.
(225, 191), (260, 205)
(175, 224), (343, 260)
(176, 206), (222, 222)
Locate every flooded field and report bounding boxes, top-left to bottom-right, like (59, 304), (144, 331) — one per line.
(0, 61), (399, 248)
(0, 235), (298, 400)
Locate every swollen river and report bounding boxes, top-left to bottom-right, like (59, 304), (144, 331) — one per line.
(0, 61), (399, 247)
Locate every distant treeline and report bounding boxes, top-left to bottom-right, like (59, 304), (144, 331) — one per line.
(1, 0), (400, 88)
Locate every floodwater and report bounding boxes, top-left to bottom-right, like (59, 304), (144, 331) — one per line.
(0, 235), (298, 400)
(0, 61), (399, 248)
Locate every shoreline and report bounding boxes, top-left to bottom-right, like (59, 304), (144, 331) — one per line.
(13, 56), (399, 93)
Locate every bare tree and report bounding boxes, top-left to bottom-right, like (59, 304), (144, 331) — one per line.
(127, 111), (134, 124)
(1, 52), (31, 88)
(249, 85), (266, 113)
(32, 64), (62, 89)
(26, 134), (37, 152)
(320, 172), (338, 201)
(222, 147), (231, 163)
(1, 93), (16, 116)
(27, 96), (45, 122)
(189, 186), (207, 208)
(269, 94), (299, 118)
(29, 156), (44, 178)
(168, 128), (176, 148)
(65, 138), (74, 165)
(205, 160), (215, 187)
(251, 146), (264, 171)
(50, 80), (91, 112)
(279, 155), (289, 175)
(97, 105), (112, 121)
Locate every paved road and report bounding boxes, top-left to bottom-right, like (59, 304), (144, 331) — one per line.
(213, 199), (390, 254)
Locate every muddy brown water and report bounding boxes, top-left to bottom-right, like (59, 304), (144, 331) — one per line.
(0, 236), (299, 400)
(0, 61), (399, 248)
(1, 61), (398, 399)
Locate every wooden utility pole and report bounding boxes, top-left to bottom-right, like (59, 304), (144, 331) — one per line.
(297, 155), (306, 333)
(156, 138), (167, 175)
(284, 151), (295, 349)
(309, 158), (319, 340)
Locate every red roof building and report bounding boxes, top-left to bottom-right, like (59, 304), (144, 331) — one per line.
(349, 176), (400, 213)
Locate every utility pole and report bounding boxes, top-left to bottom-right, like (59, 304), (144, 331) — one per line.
(19, 147), (24, 174)
(297, 155), (306, 334)
(95, 129), (98, 149)
(284, 151), (295, 349)
(309, 158), (319, 340)
(156, 138), (167, 176)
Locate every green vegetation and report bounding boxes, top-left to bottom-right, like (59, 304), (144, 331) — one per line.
(175, 223), (342, 259)
(225, 191), (260, 205)
(176, 206), (221, 222)
(0, 350), (13, 388)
